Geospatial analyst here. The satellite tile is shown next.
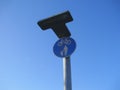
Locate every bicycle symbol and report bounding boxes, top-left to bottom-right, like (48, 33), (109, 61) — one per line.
(57, 38), (71, 46)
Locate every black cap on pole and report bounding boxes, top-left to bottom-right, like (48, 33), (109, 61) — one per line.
(37, 11), (73, 38)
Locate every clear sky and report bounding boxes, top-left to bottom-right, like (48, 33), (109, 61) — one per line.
(0, 0), (120, 90)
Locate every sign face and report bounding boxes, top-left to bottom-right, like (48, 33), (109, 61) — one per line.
(53, 37), (76, 58)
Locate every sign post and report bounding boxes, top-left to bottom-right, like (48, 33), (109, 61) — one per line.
(63, 56), (72, 90)
(37, 11), (76, 90)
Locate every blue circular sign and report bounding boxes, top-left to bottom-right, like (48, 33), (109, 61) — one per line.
(53, 37), (76, 58)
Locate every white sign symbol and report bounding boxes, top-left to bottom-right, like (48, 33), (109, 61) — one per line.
(57, 38), (71, 46)
(60, 45), (68, 56)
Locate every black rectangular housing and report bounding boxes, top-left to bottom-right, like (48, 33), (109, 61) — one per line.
(37, 11), (73, 38)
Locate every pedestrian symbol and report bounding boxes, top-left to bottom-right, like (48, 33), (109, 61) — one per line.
(61, 45), (68, 56)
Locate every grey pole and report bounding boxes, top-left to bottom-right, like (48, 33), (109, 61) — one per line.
(63, 56), (72, 90)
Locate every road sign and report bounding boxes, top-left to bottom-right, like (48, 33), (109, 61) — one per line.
(53, 37), (76, 58)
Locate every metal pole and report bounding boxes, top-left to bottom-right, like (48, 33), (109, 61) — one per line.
(63, 56), (72, 90)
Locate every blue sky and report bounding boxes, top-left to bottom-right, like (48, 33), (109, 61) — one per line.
(0, 0), (120, 90)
